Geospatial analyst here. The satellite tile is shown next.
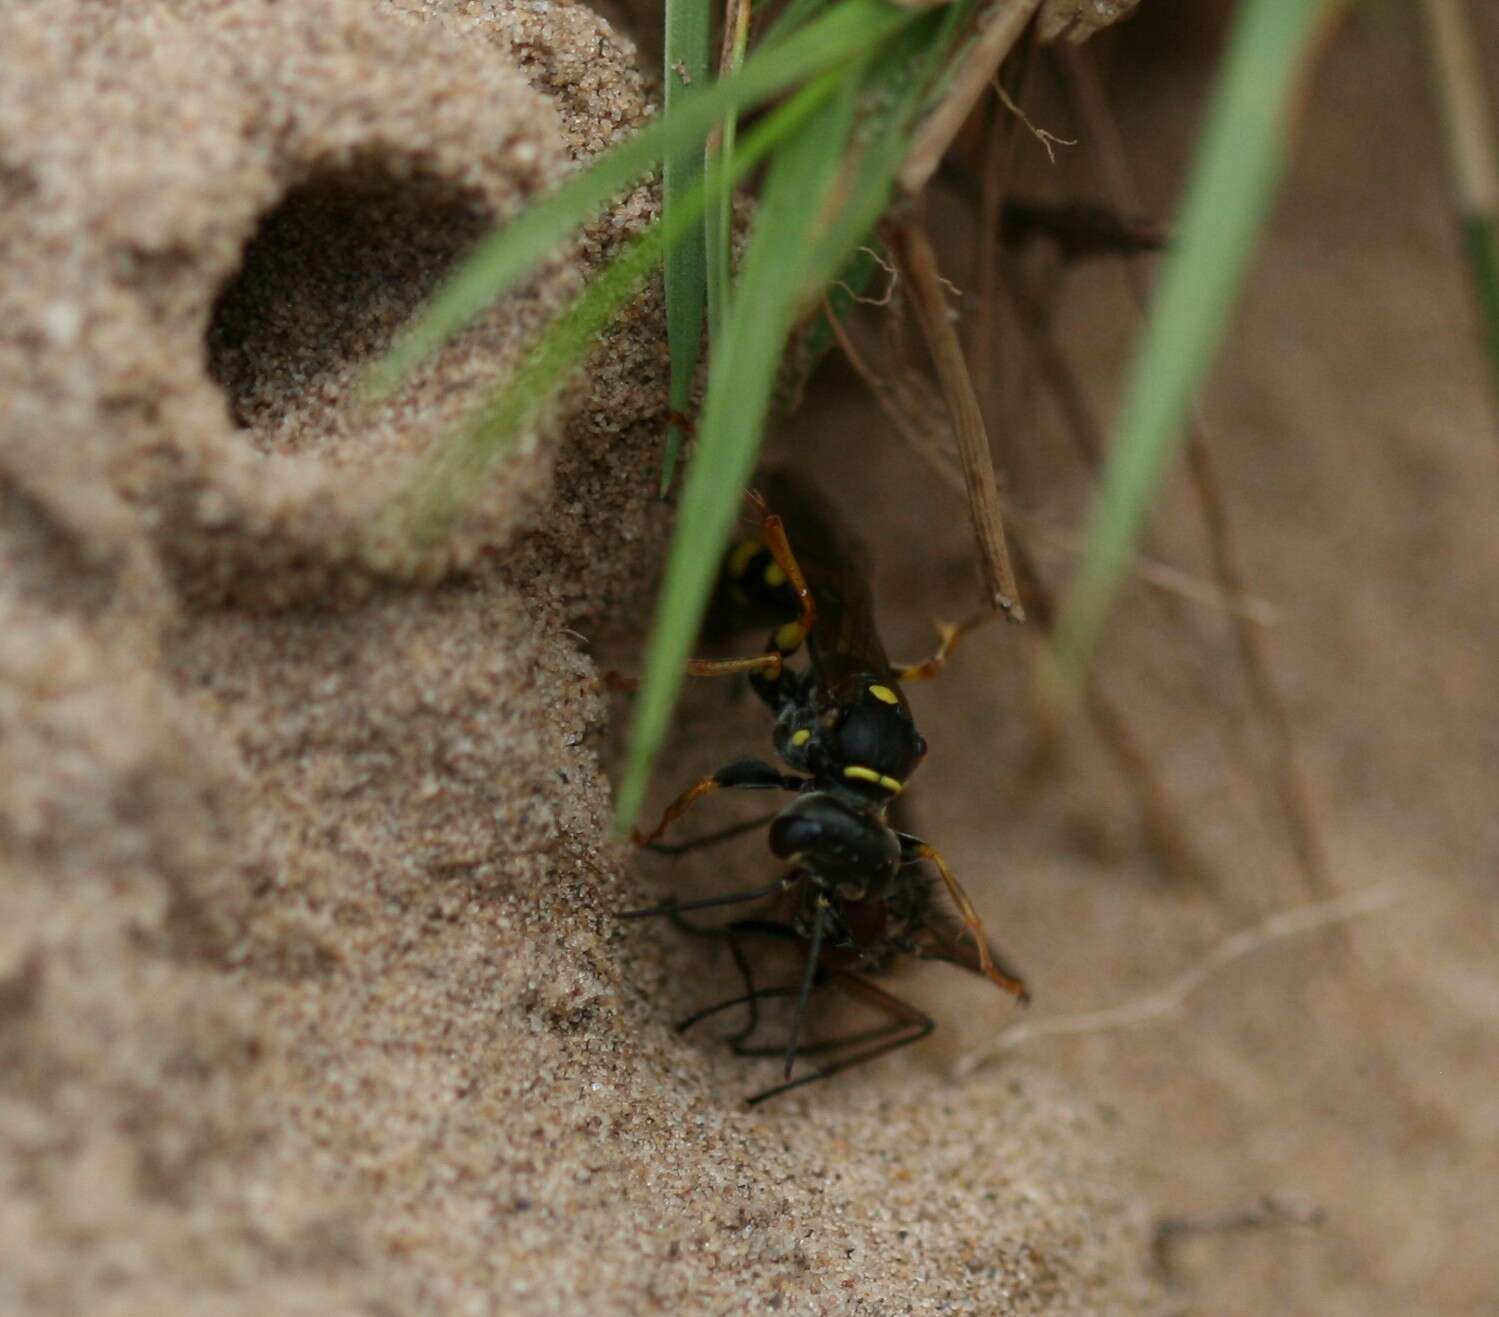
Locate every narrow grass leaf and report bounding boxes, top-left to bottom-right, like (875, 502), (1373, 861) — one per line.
(1421, 0), (1499, 423)
(385, 77), (846, 546)
(704, 0), (754, 345)
(660, 0), (713, 493)
(364, 0), (914, 399)
(1045, 0), (1341, 695)
(616, 79), (866, 829)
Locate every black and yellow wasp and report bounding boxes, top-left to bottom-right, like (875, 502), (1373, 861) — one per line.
(622, 473), (1027, 1104)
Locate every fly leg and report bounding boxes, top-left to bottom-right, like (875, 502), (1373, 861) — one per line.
(746, 973), (934, 1106)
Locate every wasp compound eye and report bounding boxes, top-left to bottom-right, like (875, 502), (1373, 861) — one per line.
(769, 792), (901, 890)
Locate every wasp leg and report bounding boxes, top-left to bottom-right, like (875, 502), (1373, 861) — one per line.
(675, 918), (802, 1052)
(907, 909), (1032, 1008)
(745, 973), (934, 1106)
(631, 760), (804, 846)
(901, 837), (1030, 1003)
(619, 879), (793, 924)
(723, 933), (768, 1051)
(684, 652), (787, 680)
(746, 488), (816, 637)
(671, 489), (820, 689)
(631, 905), (793, 1045)
(609, 490), (818, 694)
(604, 651), (788, 692)
(644, 810), (782, 857)
(894, 607), (995, 682)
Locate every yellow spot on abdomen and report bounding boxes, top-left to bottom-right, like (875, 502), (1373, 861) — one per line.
(868, 684), (899, 705)
(728, 539), (761, 579)
(763, 561), (787, 589)
(790, 728), (812, 748)
(774, 622), (805, 654)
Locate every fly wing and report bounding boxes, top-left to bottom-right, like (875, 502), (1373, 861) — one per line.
(910, 906), (1031, 1005)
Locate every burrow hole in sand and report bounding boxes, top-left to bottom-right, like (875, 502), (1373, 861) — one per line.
(205, 161), (493, 449)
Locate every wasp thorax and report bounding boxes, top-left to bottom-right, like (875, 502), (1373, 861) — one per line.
(809, 678), (928, 800)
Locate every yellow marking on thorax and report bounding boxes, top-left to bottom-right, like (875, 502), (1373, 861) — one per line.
(763, 561), (787, 589)
(843, 765), (904, 794)
(867, 684), (899, 705)
(774, 621), (805, 654)
(728, 539), (762, 579)
(790, 728), (812, 748)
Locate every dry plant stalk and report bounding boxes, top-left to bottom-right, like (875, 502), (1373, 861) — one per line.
(887, 217), (1025, 619)
(1152, 1198), (1327, 1278)
(1008, 532), (1217, 889)
(1422, 0), (1499, 217)
(995, 269), (1279, 628)
(898, 0), (1043, 196)
(825, 300), (1213, 886)
(859, 295), (1278, 624)
(971, 46), (1035, 483)
(1028, 525), (1279, 627)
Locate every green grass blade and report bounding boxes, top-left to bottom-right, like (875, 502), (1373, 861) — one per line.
(705, 1), (753, 345)
(364, 0), (915, 400)
(780, 5), (976, 379)
(659, 0), (713, 494)
(1044, 0), (1341, 695)
(1421, 0), (1499, 423)
(1459, 213), (1499, 399)
(615, 78), (868, 830)
(799, 1), (975, 280)
(703, 120), (735, 348)
(614, 8), (979, 828)
(764, 0), (835, 44)
(383, 76), (847, 546)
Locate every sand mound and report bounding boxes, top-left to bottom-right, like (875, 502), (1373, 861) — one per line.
(0, 1), (1155, 1311)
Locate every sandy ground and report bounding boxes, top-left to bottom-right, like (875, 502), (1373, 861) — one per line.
(704, 6), (1498, 1313)
(2, 0), (1495, 1312)
(1, 1), (1159, 1313)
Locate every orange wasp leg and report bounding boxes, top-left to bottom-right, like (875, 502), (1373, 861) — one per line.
(896, 608), (995, 683)
(607, 489), (817, 693)
(746, 488), (816, 637)
(631, 760), (802, 847)
(604, 651), (784, 693)
(631, 774), (723, 846)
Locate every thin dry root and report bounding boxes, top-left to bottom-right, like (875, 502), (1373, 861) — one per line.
(954, 881), (1404, 1078)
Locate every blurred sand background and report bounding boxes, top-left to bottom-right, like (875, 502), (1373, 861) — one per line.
(1, 0), (1495, 1313)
